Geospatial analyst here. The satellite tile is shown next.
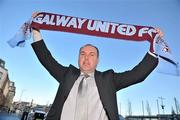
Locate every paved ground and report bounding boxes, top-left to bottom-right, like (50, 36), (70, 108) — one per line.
(0, 113), (20, 120)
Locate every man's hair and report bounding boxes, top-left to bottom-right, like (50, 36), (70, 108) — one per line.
(79, 44), (99, 58)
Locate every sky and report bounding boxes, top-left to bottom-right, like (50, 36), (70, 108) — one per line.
(0, 0), (180, 117)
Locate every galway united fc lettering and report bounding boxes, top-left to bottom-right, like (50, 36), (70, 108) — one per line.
(32, 12), (157, 42)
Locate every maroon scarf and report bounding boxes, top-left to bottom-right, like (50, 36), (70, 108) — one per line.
(8, 12), (178, 75)
(31, 12), (179, 73)
(31, 12), (158, 52)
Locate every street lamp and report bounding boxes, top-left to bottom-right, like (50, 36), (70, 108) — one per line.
(156, 99), (160, 115)
(158, 97), (165, 114)
(19, 89), (26, 103)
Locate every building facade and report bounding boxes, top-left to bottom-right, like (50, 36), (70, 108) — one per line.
(0, 58), (16, 110)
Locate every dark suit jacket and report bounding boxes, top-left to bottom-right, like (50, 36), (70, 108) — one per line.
(32, 40), (158, 120)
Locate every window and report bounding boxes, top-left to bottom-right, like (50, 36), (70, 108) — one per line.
(0, 72), (3, 80)
(10, 82), (14, 86)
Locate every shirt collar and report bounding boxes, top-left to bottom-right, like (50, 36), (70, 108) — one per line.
(80, 71), (95, 78)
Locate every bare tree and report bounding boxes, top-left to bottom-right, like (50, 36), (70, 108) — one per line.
(127, 100), (132, 116)
(146, 100), (151, 116)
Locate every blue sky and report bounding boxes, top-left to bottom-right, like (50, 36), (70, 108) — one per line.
(0, 0), (180, 116)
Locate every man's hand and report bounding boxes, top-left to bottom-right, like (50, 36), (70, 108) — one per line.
(149, 28), (164, 54)
(155, 28), (164, 38)
(32, 12), (42, 42)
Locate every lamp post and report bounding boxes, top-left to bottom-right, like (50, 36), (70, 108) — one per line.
(142, 101), (144, 116)
(158, 97), (165, 114)
(19, 89), (26, 103)
(156, 99), (160, 115)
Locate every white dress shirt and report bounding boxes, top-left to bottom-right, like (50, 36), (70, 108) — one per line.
(60, 72), (109, 120)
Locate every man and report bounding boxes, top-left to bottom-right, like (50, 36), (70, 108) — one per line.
(31, 26), (162, 120)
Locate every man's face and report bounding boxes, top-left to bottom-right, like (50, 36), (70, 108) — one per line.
(78, 45), (99, 73)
